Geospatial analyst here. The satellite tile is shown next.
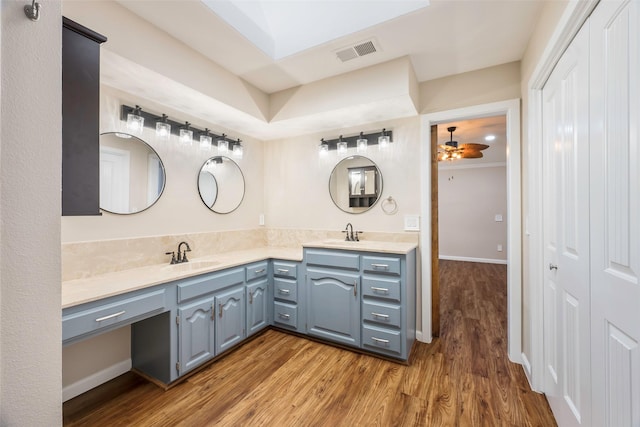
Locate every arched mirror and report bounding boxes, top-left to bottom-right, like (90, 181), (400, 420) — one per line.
(329, 155), (383, 214)
(99, 132), (166, 214)
(198, 156), (245, 214)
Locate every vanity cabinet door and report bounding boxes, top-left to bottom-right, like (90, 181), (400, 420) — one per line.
(307, 269), (360, 347)
(215, 286), (246, 354)
(246, 279), (269, 337)
(178, 297), (215, 376)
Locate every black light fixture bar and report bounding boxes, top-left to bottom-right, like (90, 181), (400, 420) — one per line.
(120, 104), (239, 147)
(321, 129), (393, 151)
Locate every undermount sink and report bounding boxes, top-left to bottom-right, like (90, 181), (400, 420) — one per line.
(163, 260), (219, 271)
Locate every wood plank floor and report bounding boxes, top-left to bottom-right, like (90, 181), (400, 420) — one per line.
(64, 260), (556, 426)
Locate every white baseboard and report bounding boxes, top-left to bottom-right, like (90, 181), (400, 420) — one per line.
(415, 330), (432, 343)
(63, 359), (131, 402)
(439, 255), (508, 265)
(520, 352), (538, 392)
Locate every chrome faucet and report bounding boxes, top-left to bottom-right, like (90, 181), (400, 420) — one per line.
(177, 241), (191, 263)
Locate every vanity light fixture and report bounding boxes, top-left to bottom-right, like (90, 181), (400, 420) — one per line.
(218, 133), (229, 153)
(318, 129), (393, 155)
(179, 122), (193, 146)
(120, 105), (242, 155)
(156, 114), (171, 141)
(337, 135), (348, 155)
(232, 139), (244, 159)
(199, 128), (213, 151)
(378, 128), (391, 149)
(356, 132), (368, 152)
(319, 138), (329, 155)
(126, 105), (144, 135)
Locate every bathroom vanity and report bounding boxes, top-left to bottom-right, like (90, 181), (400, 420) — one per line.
(62, 241), (416, 387)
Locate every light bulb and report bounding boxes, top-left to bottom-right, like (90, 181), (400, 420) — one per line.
(218, 134), (228, 153)
(126, 106), (144, 135)
(356, 133), (367, 152)
(199, 130), (212, 151)
(232, 140), (244, 159)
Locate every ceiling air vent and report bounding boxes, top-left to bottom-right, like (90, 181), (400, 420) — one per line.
(335, 39), (378, 63)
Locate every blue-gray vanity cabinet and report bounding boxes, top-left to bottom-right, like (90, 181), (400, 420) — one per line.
(305, 249), (361, 347)
(246, 279), (269, 336)
(272, 260), (304, 332)
(214, 286), (246, 354)
(177, 296), (215, 375)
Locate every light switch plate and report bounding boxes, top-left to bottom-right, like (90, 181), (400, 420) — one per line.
(404, 215), (420, 231)
(495, 214), (503, 222)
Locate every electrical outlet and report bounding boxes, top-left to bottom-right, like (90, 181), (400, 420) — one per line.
(495, 214), (503, 222)
(259, 214), (264, 226)
(497, 244), (503, 252)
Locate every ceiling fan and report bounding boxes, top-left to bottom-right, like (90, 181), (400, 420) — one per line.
(438, 126), (489, 161)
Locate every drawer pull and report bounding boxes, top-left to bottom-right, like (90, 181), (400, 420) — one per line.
(277, 268), (290, 273)
(249, 291), (254, 304)
(371, 337), (390, 344)
(254, 268), (266, 274)
(371, 312), (389, 319)
(278, 288), (290, 295)
(371, 263), (389, 270)
(95, 311), (126, 322)
(219, 303), (223, 318)
(278, 313), (291, 320)
(211, 304), (215, 321)
(354, 280), (357, 297)
(371, 286), (389, 293)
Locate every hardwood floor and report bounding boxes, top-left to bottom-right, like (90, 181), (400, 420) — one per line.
(64, 260), (556, 426)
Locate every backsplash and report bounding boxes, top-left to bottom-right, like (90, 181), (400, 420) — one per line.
(62, 228), (419, 281)
(62, 229), (268, 281)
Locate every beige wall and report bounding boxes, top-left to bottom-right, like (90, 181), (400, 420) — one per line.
(62, 86), (265, 243)
(519, 0), (569, 370)
(419, 61), (521, 114)
(438, 166), (508, 262)
(1, 1), (62, 423)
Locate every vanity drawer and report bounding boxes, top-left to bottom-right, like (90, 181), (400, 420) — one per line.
(362, 255), (401, 276)
(362, 324), (401, 356)
(274, 277), (297, 303)
(305, 249), (359, 271)
(273, 301), (298, 329)
(273, 261), (297, 279)
(362, 300), (401, 328)
(178, 268), (244, 303)
(362, 277), (401, 302)
(245, 262), (269, 282)
(63, 288), (166, 342)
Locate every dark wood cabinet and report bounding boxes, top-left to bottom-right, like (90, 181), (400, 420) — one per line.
(62, 17), (106, 216)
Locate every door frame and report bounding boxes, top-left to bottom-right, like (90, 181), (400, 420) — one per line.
(419, 99), (522, 364)
(524, 0), (599, 391)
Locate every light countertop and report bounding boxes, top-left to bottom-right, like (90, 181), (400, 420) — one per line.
(62, 240), (417, 309)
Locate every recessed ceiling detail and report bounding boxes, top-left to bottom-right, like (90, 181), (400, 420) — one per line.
(200, 0), (429, 60)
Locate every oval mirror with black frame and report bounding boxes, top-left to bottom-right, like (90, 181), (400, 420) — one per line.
(198, 156), (245, 214)
(99, 132), (166, 215)
(329, 155), (383, 214)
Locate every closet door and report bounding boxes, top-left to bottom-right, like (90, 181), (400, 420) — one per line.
(589, 1), (640, 426)
(542, 20), (591, 427)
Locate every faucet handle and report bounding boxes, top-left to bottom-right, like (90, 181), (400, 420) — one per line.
(354, 231), (363, 241)
(165, 251), (177, 265)
(342, 230), (351, 241)
(182, 251), (189, 263)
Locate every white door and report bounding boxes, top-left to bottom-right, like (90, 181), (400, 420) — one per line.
(589, 1), (640, 425)
(542, 19), (591, 426)
(100, 146), (130, 213)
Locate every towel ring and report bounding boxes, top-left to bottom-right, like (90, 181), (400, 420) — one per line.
(381, 196), (398, 215)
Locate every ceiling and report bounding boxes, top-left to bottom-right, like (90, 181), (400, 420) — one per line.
(117, 0), (544, 94)
(437, 115), (507, 164)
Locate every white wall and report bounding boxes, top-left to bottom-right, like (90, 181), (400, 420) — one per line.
(1, 1), (62, 424)
(438, 166), (507, 262)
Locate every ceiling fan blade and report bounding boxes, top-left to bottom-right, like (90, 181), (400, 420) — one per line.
(461, 151), (483, 159)
(459, 143), (490, 151)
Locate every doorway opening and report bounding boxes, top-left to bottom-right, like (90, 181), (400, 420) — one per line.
(419, 99), (522, 363)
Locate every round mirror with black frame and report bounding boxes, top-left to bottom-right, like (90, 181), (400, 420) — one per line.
(198, 156), (245, 214)
(329, 155), (383, 214)
(99, 132), (166, 215)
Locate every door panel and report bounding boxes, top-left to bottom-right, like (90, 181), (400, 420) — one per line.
(542, 18), (591, 426)
(590, 1), (640, 425)
(178, 297), (215, 375)
(215, 287), (245, 354)
(247, 280), (268, 336)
